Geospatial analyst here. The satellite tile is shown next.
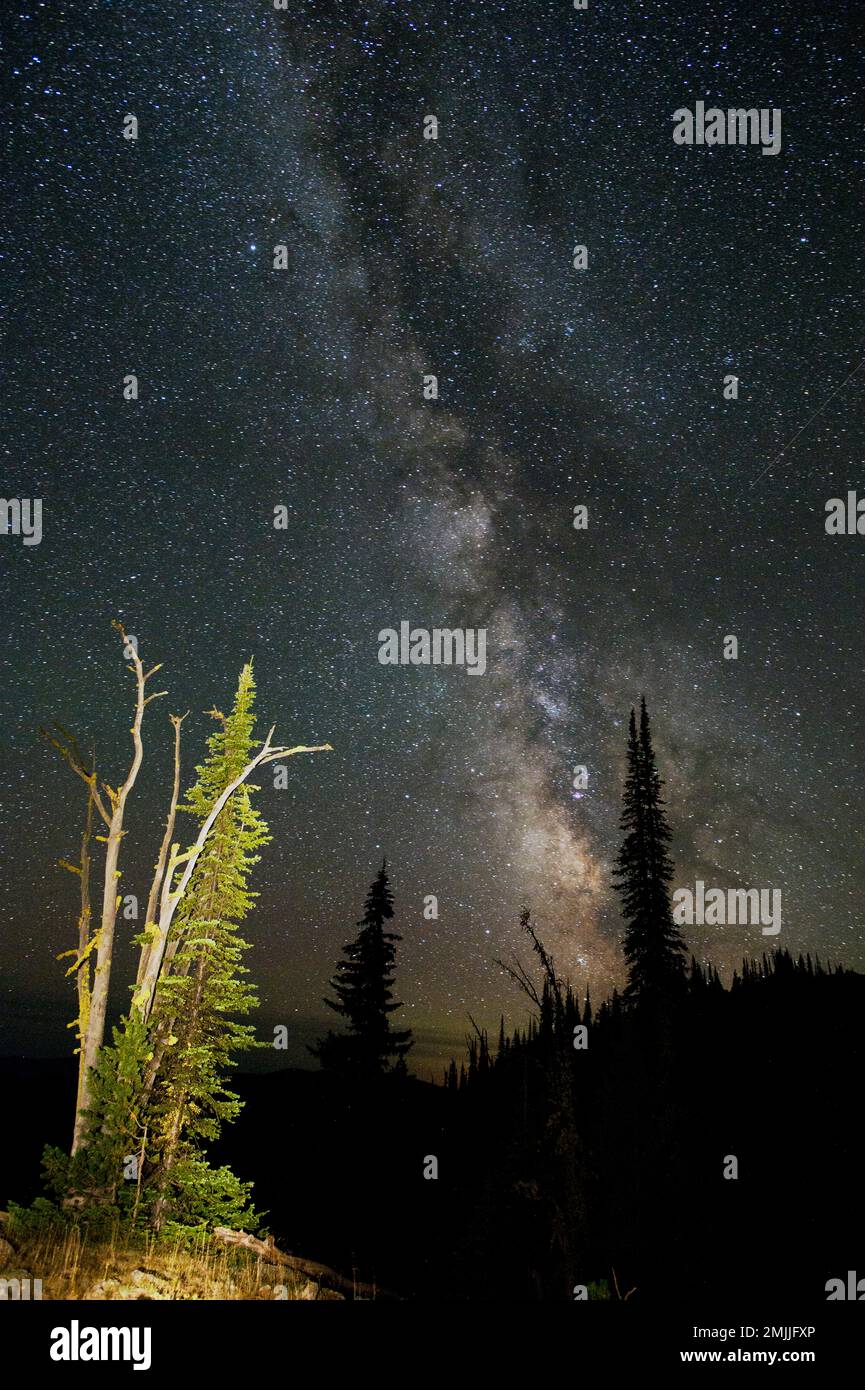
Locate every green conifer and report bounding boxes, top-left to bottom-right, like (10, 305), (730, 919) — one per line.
(146, 663), (270, 1230)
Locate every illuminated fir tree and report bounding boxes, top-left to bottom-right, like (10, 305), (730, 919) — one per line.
(146, 663), (270, 1231)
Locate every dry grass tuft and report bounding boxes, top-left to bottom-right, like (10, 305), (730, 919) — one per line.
(0, 1219), (321, 1301)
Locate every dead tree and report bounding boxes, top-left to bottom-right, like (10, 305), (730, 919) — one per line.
(42, 622), (166, 1153)
(495, 906), (564, 1012)
(211, 1227), (400, 1300)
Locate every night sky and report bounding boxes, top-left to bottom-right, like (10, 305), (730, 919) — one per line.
(2, 1), (863, 1077)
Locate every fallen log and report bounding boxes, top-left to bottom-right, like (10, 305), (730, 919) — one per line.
(211, 1227), (400, 1301)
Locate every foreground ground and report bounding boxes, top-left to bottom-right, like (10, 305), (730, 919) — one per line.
(0, 1214), (344, 1300)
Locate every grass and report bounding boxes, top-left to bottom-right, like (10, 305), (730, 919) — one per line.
(1, 1218), (321, 1300)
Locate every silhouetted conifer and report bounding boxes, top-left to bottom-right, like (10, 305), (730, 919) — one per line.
(613, 698), (687, 1004)
(310, 861), (413, 1077)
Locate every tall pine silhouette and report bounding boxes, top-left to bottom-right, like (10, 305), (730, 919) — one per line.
(613, 697), (687, 1003)
(311, 861), (413, 1077)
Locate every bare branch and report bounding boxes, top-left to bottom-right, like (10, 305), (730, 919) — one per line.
(466, 1013), (486, 1045)
(39, 726), (111, 828)
(68, 782), (96, 1147)
(525, 913), (559, 991)
(258, 742), (333, 765)
(495, 955), (542, 1010)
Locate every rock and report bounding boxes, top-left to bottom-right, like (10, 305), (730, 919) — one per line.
(0, 1269), (37, 1288)
(130, 1268), (171, 1290)
(0, 1237), (17, 1265)
(84, 1270), (173, 1301)
(83, 1278), (121, 1299)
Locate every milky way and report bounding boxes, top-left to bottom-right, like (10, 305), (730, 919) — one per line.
(2, 1), (863, 1076)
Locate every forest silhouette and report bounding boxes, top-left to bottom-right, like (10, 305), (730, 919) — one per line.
(3, 696), (861, 1302)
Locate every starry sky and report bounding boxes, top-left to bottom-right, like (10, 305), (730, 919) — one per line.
(1, 0), (863, 1077)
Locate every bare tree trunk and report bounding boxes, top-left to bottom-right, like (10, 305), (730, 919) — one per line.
(72, 788), (95, 1143)
(139, 945), (192, 1101)
(135, 712), (187, 995)
(151, 1096), (186, 1234)
(55, 781), (96, 1149)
